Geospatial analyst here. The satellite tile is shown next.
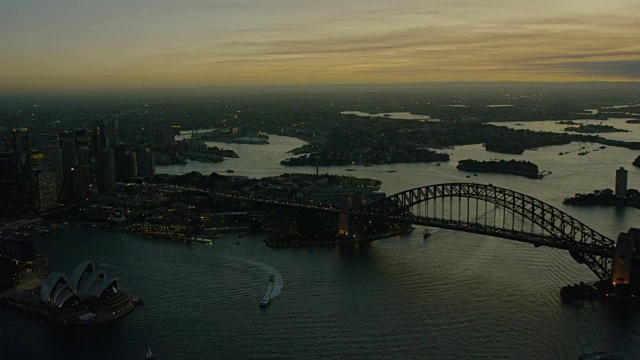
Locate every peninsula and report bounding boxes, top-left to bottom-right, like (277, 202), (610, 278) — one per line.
(563, 188), (640, 209)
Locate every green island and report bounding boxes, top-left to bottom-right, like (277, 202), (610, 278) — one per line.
(634, 156), (640, 168)
(456, 159), (546, 179)
(556, 120), (581, 125)
(627, 119), (640, 124)
(563, 124), (629, 134)
(563, 188), (640, 209)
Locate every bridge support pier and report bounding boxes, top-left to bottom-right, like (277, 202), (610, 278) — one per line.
(611, 228), (640, 286)
(338, 196), (353, 235)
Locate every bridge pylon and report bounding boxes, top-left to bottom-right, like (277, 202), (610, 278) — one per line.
(611, 228), (640, 286)
(338, 196), (353, 235)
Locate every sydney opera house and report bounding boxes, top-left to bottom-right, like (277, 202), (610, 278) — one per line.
(2, 260), (138, 324)
(41, 260), (118, 304)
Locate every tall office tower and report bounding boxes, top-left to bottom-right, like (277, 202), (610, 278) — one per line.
(60, 138), (79, 201)
(76, 146), (93, 185)
(137, 149), (155, 178)
(64, 167), (86, 203)
(60, 138), (77, 170)
(115, 149), (138, 181)
(9, 128), (30, 173)
(96, 117), (119, 150)
(0, 153), (22, 216)
(30, 151), (45, 172)
(127, 151), (138, 179)
(33, 171), (58, 212)
(31, 134), (63, 197)
(21, 151), (46, 210)
(97, 149), (117, 193)
(615, 167), (628, 197)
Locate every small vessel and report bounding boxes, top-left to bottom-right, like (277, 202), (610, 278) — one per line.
(269, 274), (274, 282)
(146, 346), (155, 359)
(260, 294), (270, 307)
(435, 163), (441, 166)
(226, 169), (235, 173)
(387, 170), (397, 173)
(423, 230), (431, 239)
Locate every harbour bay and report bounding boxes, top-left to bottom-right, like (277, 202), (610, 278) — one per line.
(2, 131), (640, 359)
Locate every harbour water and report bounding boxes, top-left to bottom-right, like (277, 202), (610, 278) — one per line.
(2, 130), (640, 359)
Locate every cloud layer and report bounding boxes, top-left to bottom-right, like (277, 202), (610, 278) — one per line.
(1, 0), (639, 90)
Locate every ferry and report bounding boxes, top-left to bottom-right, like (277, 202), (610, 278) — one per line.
(260, 294), (270, 307)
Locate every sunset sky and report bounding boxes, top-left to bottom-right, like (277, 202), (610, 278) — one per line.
(2, 0), (639, 91)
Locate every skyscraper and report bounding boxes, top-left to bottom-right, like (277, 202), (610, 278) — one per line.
(60, 138), (79, 201)
(31, 134), (63, 198)
(76, 146), (93, 185)
(8, 128), (30, 173)
(115, 147), (138, 182)
(0, 152), (22, 216)
(137, 149), (155, 178)
(33, 172), (58, 212)
(96, 117), (119, 150)
(97, 149), (117, 193)
(615, 167), (628, 197)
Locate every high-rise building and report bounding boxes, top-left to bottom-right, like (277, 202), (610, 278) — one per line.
(76, 146), (93, 185)
(0, 152), (22, 216)
(127, 151), (138, 179)
(8, 128), (30, 173)
(97, 149), (117, 193)
(137, 149), (155, 178)
(615, 167), (628, 197)
(115, 147), (138, 182)
(96, 118), (119, 150)
(30, 151), (45, 172)
(33, 171), (58, 212)
(60, 138), (79, 201)
(31, 134), (63, 198)
(66, 167), (86, 203)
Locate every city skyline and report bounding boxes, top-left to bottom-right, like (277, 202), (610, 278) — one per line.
(2, 0), (640, 92)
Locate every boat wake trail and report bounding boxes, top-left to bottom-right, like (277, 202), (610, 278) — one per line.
(216, 255), (284, 300)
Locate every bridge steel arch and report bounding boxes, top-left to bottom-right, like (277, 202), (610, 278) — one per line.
(360, 183), (616, 281)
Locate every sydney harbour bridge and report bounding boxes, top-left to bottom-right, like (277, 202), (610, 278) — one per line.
(216, 182), (635, 283)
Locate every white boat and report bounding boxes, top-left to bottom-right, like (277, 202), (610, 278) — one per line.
(146, 346), (155, 359)
(260, 294), (270, 307)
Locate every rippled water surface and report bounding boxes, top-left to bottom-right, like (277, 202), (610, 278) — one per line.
(2, 129), (640, 359)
